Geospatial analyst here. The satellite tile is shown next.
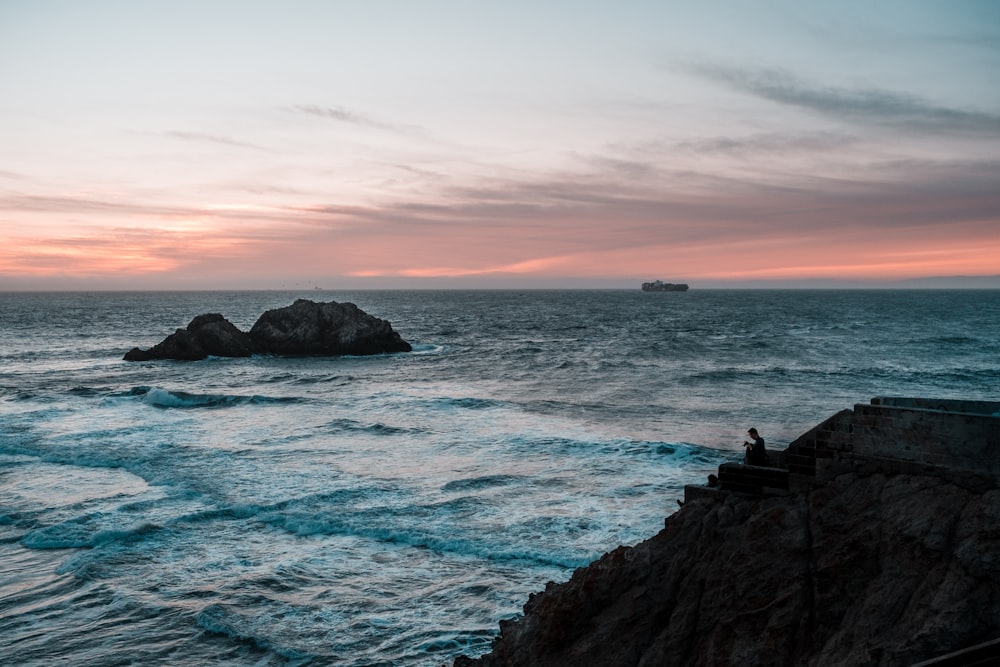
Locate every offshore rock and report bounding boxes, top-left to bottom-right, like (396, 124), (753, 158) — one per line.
(124, 300), (411, 361)
(123, 313), (260, 361)
(457, 471), (1000, 666)
(248, 299), (412, 356)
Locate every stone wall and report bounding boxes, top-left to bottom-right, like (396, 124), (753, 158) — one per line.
(781, 397), (1000, 489)
(871, 396), (1000, 416)
(783, 408), (854, 477)
(852, 402), (1000, 476)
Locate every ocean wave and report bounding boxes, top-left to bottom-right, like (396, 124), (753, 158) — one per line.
(410, 343), (445, 354)
(501, 434), (734, 468)
(68, 386), (108, 397)
(290, 374), (354, 385)
(7, 389), (51, 402)
(175, 487), (395, 526)
(155, 484), (586, 569)
(321, 418), (422, 435)
(260, 372), (356, 386)
(22, 518), (162, 550)
(179, 505), (267, 524)
(264, 511), (590, 569)
(441, 474), (525, 492)
(0, 439), (168, 492)
(911, 335), (981, 346)
(428, 396), (506, 410)
(196, 604), (315, 663)
(615, 439), (732, 464)
(240, 491), (590, 569)
(126, 386), (302, 409)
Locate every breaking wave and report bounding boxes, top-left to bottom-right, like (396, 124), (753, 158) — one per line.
(127, 386), (302, 409)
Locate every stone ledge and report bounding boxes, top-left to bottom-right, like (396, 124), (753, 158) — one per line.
(683, 484), (726, 504)
(718, 462), (790, 495)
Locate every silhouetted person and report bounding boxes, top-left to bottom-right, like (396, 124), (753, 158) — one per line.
(743, 427), (767, 466)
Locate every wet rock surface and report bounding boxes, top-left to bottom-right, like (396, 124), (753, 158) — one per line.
(124, 299), (411, 361)
(248, 298), (411, 356)
(123, 312), (260, 361)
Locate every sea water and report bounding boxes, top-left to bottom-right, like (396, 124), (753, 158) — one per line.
(1, 289), (998, 666)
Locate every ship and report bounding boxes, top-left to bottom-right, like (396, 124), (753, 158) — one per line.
(641, 280), (689, 292)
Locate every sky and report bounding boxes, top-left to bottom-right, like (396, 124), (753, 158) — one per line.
(2, 0), (999, 290)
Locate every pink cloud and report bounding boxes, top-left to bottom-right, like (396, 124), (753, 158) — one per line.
(2, 153), (998, 287)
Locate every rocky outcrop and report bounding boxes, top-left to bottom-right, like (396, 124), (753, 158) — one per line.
(123, 313), (261, 361)
(124, 299), (411, 361)
(457, 468), (1000, 666)
(248, 299), (411, 356)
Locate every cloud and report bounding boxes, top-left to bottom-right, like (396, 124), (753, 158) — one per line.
(5, 151), (999, 243)
(163, 131), (268, 151)
(3, 149), (999, 285)
(293, 104), (421, 135)
(2, 194), (198, 217)
(0, 193), (329, 227)
(688, 63), (1000, 135)
(258, 155), (1000, 276)
(670, 131), (856, 156)
(295, 104), (373, 124)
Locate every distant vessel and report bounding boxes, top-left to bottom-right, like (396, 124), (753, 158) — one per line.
(641, 280), (689, 292)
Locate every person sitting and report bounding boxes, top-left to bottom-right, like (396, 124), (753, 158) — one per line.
(743, 428), (767, 466)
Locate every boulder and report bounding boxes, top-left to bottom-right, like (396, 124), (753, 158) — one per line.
(123, 300), (410, 361)
(248, 298), (412, 356)
(123, 313), (259, 361)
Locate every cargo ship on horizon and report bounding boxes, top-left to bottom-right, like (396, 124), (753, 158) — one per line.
(641, 280), (689, 292)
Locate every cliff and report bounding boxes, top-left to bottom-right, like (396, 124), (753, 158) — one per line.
(457, 398), (1000, 666)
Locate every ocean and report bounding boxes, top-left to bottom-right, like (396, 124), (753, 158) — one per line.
(2, 289), (998, 666)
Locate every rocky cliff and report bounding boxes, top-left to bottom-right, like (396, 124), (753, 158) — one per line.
(458, 401), (1000, 666)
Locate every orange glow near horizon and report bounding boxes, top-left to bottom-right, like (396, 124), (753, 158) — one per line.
(0, 238), (181, 276)
(2, 225), (998, 285)
(706, 239), (1000, 281)
(340, 235), (1000, 283)
(2, 197), (998, 286)
(0, 224), (264, 278)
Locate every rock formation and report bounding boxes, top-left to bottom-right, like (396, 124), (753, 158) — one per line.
(123, 313), (261, 361)
(457, 399), (1000, 666)
(248, 298), (411, 356)
(124, 299), (411, 361)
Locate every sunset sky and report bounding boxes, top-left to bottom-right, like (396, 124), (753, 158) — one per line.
(2, 0), (999, 289)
